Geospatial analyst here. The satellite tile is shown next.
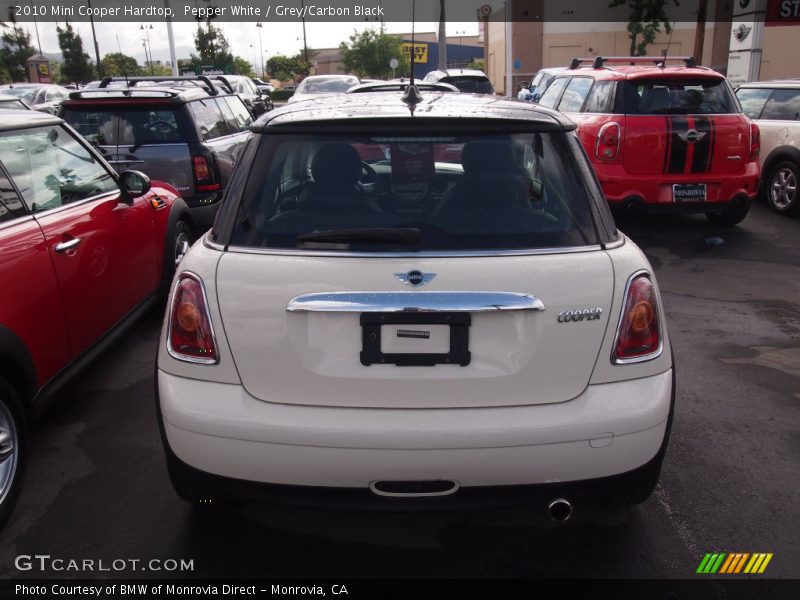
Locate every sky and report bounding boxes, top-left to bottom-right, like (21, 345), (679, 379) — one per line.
(19, 19), (479, 74)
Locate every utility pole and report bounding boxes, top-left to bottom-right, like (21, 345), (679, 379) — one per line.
(438, 0), (447, 69)
(693, 0), (709, 65)
(256, 22), (265, 79)
(300, 0), (309, 63)
(86, 0), (103, 77)
(165, 0), (178, 76)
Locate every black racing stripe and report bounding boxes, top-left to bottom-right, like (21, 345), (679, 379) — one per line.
(690, 116), (712, 174)
(706, 117), (715, 172)
(662, 116), (672, 174)
(668, 116), (689, 174)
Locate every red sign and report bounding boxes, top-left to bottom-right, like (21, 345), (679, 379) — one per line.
(766, 0), (800, 26)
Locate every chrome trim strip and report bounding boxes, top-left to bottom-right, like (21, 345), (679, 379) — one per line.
(227, 244), (602, 258)
(0, 214), (34, 232)
(24, 191), (121, 219)
(166, 271), (220, 365)
(286, 291), (545, 314)
(611, 269), (664, 365)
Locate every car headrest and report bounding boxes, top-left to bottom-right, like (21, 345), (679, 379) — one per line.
(310, 143), (362, 190)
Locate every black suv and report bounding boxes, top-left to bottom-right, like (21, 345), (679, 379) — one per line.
(60, 76), (253, 231)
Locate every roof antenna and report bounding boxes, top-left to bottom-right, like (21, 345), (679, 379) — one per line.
(116, 34), (130, 89)
(402, 0), (423, 108)
(660, 21), (676, 68)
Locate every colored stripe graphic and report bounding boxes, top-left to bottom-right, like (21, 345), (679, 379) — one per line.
(667, 116), (689, 173)
(690, 116), (713, 173)
(699, 552), (773, 574)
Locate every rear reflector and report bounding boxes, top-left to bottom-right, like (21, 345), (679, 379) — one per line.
(168, 273), (218, 364)
(613, 272), (661, 363)
(595, 122), (621, 161)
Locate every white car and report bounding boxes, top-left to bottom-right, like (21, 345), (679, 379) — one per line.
(286, 75), (360, 104)
(157, 89), (674, 520)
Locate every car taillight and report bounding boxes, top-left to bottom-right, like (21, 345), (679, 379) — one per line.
(595, 122), (621, 161)
(193, 155), (221, 192)
(749, 122), (760, 160)
(613, 273), (661, 363)
(168, 273), (218, 364)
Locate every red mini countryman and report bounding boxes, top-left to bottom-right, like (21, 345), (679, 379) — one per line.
(0, 110), (194, 526)
(539, 56), (760, 225)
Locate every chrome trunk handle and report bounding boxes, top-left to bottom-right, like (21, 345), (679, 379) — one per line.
(286, 291), (545, 313)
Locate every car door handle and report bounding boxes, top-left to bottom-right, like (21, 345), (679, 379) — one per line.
(286, 291), (546, 313)
(55, 238), (82, 253)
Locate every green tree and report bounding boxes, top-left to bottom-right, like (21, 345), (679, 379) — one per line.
(232, 56), (252, 76)
(609, 0), (680, 56)
(100, 52), (142, 77)
(339, 29), (409, 79)
(266, 53), (311, 82)
(57, 21), (95, 82)
(0, 19), (36, 82)
(191, 23), (233, 70)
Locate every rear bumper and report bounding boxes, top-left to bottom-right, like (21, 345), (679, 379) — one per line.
(598, 162), (759, 209)
(157, 368), (674, 503)
(184, 194), (223, 232)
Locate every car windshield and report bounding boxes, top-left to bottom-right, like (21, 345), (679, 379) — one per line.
(296, 77), (359, 94)
(229, 131), (600, 251)
(624, 77), (737, 114)
(441, 77), (494, 94)
(63, 107), (186, 146)
(2, 87), (37, 103)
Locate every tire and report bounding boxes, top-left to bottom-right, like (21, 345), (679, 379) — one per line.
(705, 199), (750, 226)
(764, 160), (799, 215)
(165, 220), (192, 283)
(0, 377), (27, 529)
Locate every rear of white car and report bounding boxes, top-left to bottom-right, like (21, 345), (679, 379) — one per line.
(156, 93), (674, 516)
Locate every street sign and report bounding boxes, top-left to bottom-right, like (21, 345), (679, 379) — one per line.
(389, 58), (399, 69)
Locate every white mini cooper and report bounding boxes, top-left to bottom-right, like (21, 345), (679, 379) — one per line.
(156, 88), (674, 521)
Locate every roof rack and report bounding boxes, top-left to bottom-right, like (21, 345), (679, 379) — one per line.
(569, 56), (697, 69)
(98, 75), (219, 95)
(347, 82), (459, 94)
(67, 89), (179, 100)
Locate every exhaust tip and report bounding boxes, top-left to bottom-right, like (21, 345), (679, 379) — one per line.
(547, 498), (573, 523)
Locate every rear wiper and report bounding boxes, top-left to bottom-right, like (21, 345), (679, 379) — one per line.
(298, 228), (421, 245)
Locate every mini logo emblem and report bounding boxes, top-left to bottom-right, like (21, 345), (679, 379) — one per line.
(733, 23), (752, 43)
(395, 270), (436, 286)
(677, 129), (707, 143)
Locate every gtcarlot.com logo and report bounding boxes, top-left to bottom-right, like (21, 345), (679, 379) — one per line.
(14, 555), (194, 573)
(696, 552), (773, 574)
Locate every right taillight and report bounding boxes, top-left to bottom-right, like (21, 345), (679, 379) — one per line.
(595, 122), (621, 161)
(168, 273), (218, 364)
(193, 155), (221, 192)
(749, 122), (760, 160)
(613, 272), (661, 363)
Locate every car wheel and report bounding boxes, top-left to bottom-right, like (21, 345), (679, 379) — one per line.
(0, 377), (27, 529)
(765, 161), (799, 215)
(705, 199), (750, 226)
(166, 220), (192, 283)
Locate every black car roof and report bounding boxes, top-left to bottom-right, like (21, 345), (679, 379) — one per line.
(251, 91), (575, 131)
(0, 108), (62, 130)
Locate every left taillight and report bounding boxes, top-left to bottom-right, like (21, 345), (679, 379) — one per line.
(168, 273), (218, 364)
(613, 272), (662, 364)
(595, 122), (621, 161)
(749, 122), (760, 160)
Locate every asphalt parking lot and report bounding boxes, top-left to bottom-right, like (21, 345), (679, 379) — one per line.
(0, 202), (797, 580)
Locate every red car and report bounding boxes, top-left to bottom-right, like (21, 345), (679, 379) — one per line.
(538, 56), (760, 225)
(0, 110), (193, 526)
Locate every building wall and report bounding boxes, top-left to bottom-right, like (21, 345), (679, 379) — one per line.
(761, 25), (800, 79)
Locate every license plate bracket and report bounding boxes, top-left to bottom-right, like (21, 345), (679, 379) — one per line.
(673, 183), (707, 202)
(360, 313), (471, 367)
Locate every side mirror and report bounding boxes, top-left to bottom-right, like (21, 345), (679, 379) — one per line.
(119, 169), (151, 200)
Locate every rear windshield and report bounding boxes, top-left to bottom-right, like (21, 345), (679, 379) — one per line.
(624, 77), (737, 114)
(62, 107), (187, 146)
(441, 77), (494, 94)
(229, 132), (600, 251)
